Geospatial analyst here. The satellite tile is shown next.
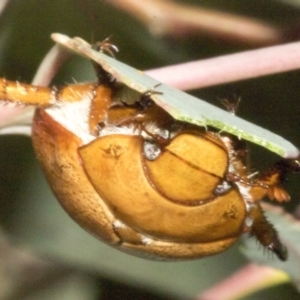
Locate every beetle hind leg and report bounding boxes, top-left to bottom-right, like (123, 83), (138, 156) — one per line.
(249, 203), (287, 261)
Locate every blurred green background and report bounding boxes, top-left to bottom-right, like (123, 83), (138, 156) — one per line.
(0, 1), (300, 299)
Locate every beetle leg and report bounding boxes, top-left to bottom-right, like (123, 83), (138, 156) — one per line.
(137, 123), (171, 146)
(100, 87), (174, 146)
(249, 203), (287, 261)
(92, 36), (119, 58)
(0, 78), (98, 109)
(0, 78), (54, 106)
(250, 158), (300, 203)
(108, 111), (171, 146)
(91, 38), (118, 87)
(135, 84), (163, 110)
(227, 172), (267, 188)
(91, 37), (119, 86)
(223, 131), (298, 203)
(88, 84), (114, 135)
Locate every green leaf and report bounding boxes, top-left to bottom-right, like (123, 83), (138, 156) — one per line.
(51, 33), (299, 159)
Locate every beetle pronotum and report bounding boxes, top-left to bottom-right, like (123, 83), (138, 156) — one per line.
(0, 37), (299, 261)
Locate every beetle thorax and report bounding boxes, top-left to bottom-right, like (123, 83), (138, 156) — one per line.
(45, 90), (169, 146)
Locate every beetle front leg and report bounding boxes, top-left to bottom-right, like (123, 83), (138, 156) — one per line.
(249, 203), (287, 261)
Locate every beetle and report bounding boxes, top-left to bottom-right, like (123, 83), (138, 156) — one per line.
(0, 39), (299, 261)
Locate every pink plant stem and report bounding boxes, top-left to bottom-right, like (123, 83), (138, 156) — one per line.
(32, 44), (72, 86)
(0, 0), (9, 17)
(146, 40), (300, 91)
(107, 0), (282, 46)
(196, 263), (289, 300)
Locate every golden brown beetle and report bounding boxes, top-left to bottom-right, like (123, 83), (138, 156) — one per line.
(0, 45), (299, 261)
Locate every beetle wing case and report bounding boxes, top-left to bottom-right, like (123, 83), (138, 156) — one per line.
(32, 109), (245, 260)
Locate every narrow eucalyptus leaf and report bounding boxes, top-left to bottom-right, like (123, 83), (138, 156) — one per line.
(52, 33), (299, 158)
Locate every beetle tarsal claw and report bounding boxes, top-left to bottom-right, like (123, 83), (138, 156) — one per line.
(93, 36), (119, 58)
(267, 241), (288, 261)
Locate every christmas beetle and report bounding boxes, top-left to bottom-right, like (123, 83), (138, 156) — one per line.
(0, 37), (299, 261)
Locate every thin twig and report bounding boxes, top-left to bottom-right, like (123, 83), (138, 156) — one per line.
(32, 44), (73, 86)
(0, 0), (9, 17)
(196, 263), (289, 300)
(146, 40), (300, 90)
(106, 0), (283, 46)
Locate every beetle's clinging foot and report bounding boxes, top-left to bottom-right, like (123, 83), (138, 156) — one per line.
(93, 36), (119, 58)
